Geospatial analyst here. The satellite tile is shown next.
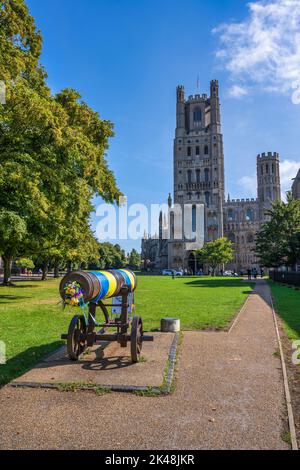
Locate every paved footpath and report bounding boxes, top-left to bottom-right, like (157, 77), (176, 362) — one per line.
(0, 280), (289, 449)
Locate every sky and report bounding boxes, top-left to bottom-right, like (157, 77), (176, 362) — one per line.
(27, 0), (300, 253)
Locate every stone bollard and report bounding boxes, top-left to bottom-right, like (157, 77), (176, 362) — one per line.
(161, 318), (181, 333)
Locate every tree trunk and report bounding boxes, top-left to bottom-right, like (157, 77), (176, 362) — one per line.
(41, 261), (48, 281)
(2, 255), (12, 286)
(54, 261), (60, 279)
(67, 261), (72, 273)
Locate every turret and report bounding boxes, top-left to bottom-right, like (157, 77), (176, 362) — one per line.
(176, 85), (185, 136)
(210, 80), (221, 132)
(257, 152), (281, 217)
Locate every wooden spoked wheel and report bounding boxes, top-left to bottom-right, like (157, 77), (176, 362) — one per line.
(131, 316), (143, 363)
(67, 315), (87, 361)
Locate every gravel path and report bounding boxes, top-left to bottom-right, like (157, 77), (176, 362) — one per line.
(0, 280), (289, 450)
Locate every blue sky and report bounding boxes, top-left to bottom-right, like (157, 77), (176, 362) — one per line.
(27, 0), (300, 253)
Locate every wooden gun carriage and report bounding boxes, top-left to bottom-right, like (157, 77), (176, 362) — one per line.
(60, 269), (153, 363)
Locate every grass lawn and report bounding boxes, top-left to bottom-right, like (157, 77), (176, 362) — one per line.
(0, 276), (253, 385)
(269, 280), (300, 341)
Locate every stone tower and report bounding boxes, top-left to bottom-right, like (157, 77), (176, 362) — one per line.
(257, 152), (281, 219)
(173, 80), (225, 242)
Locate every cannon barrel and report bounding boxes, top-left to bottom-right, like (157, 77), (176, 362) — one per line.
(59, 269), (137, 304)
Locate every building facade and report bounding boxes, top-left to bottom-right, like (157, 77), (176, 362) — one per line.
(292, 169), (300, 199)
(142, 80), (285, 273)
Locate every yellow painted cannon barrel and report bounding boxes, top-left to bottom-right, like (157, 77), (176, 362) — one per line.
(60, 269), (137, 305)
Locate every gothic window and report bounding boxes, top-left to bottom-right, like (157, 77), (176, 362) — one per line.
(204, 145), (209, 155)
(187, 192), (192, 200)
(192, 205), (197, 233)
(261, 166), (263, 175)
(193, 107), (202, 122)
(266, 164), (269, 174)
(196, 146), (200, 156)
(205, 191), (210, 206)
(187, 146), (192, 157)
(204, 168), (209, 182)
(245, 209), (253, 221)
(196, 169), (201, 184)
(272, 163), (275, 173)
(247, 233), (254, 243)
(187, 170), (192, 184)
(228, 233), (235, 243)
(228, 209), (235, 221)
(170, 212), (175, 239)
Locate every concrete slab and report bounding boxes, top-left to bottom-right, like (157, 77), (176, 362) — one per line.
(12, 332), (175, 390)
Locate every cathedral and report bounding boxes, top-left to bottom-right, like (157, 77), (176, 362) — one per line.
(141, 80), (284, 274)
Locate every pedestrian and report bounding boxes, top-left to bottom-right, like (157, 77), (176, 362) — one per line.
(247, 268), (251, 280)
(260, 268), (264, 278)
(253, 267), (258, 279)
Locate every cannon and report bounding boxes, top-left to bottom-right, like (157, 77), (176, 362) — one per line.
(59, 269), (153, 363)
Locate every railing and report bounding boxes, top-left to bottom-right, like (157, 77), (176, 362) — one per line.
(269, 270), (300, 287)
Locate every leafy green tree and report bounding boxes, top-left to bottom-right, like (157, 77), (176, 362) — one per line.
(128, 249), (141, 269)
(0, 210), (27, 284)
(16, 258), (34, 270)
(0, 1), (122, 284)
(97, 243), (126, 270)
(196, 237), (234, 276)
(255, 193), (300, 268)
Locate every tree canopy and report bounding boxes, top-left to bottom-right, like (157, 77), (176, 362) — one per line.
(255, 194), (300, 268)
(196, 238), (234, 275)
(0, 0), (121, 285)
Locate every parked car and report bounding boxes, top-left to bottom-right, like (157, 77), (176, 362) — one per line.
(162, 269), (173, 276)
(162, 269), (183, 277)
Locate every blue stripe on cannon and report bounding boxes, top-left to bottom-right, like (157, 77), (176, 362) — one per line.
(90, 271), (109, 303)
(117, 269), (131, 287)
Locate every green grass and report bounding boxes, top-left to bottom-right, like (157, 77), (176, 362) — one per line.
(135, 276), (253, 331)
(0, 276), (253, 386)
(269, 280), (300, 341)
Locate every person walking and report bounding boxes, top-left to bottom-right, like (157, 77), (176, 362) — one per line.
(247, 268), (252, 280)
(260, 268), (264, 278)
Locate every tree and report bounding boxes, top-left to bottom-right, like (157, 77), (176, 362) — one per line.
(128, 249), (141, 269)
(255, 193), (300, 268)
(0, 1), (122, 284)
(97, 243), (126, 270)
(16, 258), (34, 270)
(0, 210), (27, 285)
(196, 238), (234, 276)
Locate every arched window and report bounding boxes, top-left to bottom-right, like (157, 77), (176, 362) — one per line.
(187, 146), (191, 157)
(196, 146), (200, 156)
(228, 233), (235, 243)
(228, 209), (235, 221)
(192, 205), (196, 233)
(196, 169), (201, 184)
(247, 233), (254, 243)
(266, 164), (269, 174)
(246, 209), (253, 221)
(204, 168), (209, 182)
(204, 145), (209, 155)
(205, 192), (210, 206)
(170, 212), (175, 239)
(193, 107), (202, 122)
(187, 170), (192, 184)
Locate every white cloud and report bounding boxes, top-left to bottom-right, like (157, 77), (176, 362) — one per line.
(238, 158), (300, 199)
(280, 159), (300, 195)
(228, 85), (249, 98)
(238, 175), (257, 197)
(213, 0), (300, 104)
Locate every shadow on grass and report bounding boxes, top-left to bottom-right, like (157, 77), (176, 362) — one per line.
(184, 278), (254, 289)
(0, 341), (63, 387)
(0, 295), (32, 304)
